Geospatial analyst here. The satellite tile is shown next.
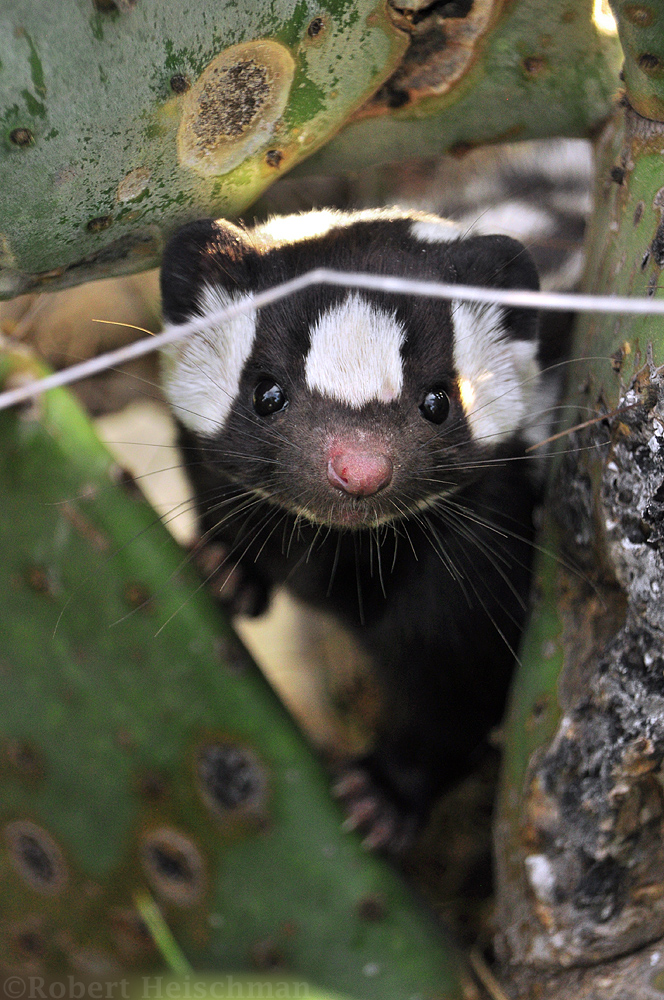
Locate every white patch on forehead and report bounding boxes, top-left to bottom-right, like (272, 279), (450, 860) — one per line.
(160, 284), (256, 436)
(410, 218), (462, 243)
(452, 301), (540, 446)
(305, 293), (406, 408)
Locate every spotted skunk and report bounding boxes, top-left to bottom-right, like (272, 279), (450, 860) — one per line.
(160, 208), (546, 850)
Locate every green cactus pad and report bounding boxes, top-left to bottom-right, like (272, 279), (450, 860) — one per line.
(0, 0), (406, 298)
(0, 348), (462, 998)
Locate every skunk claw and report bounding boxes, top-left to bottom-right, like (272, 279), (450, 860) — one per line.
(333, 763), (418, 855)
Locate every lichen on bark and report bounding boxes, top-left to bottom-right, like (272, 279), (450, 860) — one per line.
(498, 361), (664, 971)
(495, 99), (664, 998)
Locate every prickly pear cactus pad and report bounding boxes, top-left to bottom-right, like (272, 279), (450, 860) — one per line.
(609, 0), (664, 120)
(0, 348), (463, 998)
(0, 0), (406, 298)
(289, 0), (622, 177)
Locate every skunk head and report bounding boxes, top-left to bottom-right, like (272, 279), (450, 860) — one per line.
(160, 210), (541, 528)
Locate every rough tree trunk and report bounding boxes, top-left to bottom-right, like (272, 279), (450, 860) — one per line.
(495, 7), (664, 991)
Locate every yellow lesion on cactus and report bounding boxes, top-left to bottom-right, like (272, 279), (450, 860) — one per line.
(177, 40), (296, 178)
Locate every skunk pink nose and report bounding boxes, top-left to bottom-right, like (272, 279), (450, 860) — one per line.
(327, 450), (393, 497)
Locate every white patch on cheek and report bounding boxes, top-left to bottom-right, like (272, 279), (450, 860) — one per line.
(160, 284), (257, 436)
(305, 294), (406, 408)
(452, 301), (540, 446)
(458, 377), (476, 413)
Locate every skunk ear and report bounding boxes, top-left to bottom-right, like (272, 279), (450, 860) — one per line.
(160, 218), (257, 324)
(449, 234), (540, 342)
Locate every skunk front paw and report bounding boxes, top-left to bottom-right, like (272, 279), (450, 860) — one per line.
(192, 541), (269, 618)
(332, 764), (418, 855)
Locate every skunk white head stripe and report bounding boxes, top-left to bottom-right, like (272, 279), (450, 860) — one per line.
(256, 207), (455, 248)
(305, 293), (406, 408)
(255, 210), (340, 247)
(410, 218), (462, 243)
(452, 301), (539, 446)
(161, 284), (257, 436)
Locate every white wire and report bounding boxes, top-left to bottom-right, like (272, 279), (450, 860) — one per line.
(0, 266), (662, 412)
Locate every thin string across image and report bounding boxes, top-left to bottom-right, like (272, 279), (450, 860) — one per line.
(0, 269), (661, 412)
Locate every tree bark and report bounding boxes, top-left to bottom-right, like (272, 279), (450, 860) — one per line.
(495, 91), (664, 999)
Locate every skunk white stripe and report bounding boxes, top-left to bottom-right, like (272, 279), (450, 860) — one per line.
(305, 293), (406, 408)
(410, 218), (462, 243)
(452, 301), (539, 445)
(160, 284), (256, 436)
(255, 210), (341, 246)
(257, 207), (457, 247)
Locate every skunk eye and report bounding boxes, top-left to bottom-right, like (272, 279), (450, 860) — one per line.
(419, 387), (450, 425)
(253, 379), (288, 416)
